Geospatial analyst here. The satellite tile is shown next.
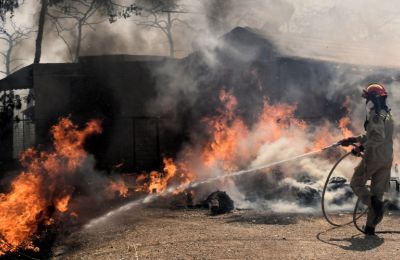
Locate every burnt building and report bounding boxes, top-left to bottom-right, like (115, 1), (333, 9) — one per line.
(0, 55), (182, 171)
(0, 27), (398, 172)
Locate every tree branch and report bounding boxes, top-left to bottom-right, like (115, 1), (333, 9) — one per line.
(10, 63), (24, 72)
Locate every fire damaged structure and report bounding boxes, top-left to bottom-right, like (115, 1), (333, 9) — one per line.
(0, 27), (399, 172)
(0, 56), (177, 171)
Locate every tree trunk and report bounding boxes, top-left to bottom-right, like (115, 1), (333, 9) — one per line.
(34, 0), (48, 64)
(166, 12), (174, 57)
(167, 31), (174, 57)
(5, 40), (12, 75)
(74, 21), (83, 62)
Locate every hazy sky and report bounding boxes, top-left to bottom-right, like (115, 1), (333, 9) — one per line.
(2, 0), (400, 78)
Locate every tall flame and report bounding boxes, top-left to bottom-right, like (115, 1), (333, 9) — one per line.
(200, 90), (305, 173)
(0, 92), (357, 256)
(0, 118), (101, 255)
(202, 89), (249, 171)
(134, 90), (356, 196)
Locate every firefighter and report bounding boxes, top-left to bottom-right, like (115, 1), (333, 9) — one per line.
(339, 83), (394, 235)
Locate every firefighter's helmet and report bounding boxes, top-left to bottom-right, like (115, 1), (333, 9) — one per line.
(362, 83), (387, 99)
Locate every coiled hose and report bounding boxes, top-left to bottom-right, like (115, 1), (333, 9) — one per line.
(321, 151), (367, 232)
(322, 151), (400, 234)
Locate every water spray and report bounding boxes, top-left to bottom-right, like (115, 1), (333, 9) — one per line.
(86, 142), (341, 228)
(189, 144), (339, 187)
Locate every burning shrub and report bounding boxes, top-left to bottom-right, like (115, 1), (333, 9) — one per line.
(0, 118), (101, 255)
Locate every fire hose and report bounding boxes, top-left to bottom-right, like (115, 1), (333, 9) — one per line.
(221, 140), (399, 235)
(87, 141), (398, 237)
(193, 141), (393, 235)
(321, 148), (368, 232)
(321, 144), (400, 234)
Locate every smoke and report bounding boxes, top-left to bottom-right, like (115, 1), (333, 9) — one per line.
(202, 0), (234, 34)
(4, 0), (400, 215)
(144, 33), (400, 215)
(144, 41), (400, 213)
(4, 0), (400, 70)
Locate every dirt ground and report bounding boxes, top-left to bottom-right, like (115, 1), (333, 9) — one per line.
(52, 206), (400, 260)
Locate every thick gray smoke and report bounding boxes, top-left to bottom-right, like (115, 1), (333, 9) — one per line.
(141, 0), (400, 212)
(4, 1), (400, 66)
(3, 0), (400, 214)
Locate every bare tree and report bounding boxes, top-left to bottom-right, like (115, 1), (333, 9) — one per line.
(125, 1), (189, 57)
(138, 8), (175, 57)
(33, 0), (49, 64)
(0, 0), (20, 22)
(2, 0), (123, 64)
(47, 0), (106, 62)
(0, 0), (48, 64)
(0, 21), (33, 75)
(33, 0), (119, 64)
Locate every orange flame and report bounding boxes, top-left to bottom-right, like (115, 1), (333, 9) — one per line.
(0, 173), (44, 254)
(338, 117), (353, 138)
(55, 195), (71, 213)
(51, 118), (102, 170)
(253, 100), (305, 147)
(201, 90), (305, 172)
(132, 90), (358, 200)
(0, 118), (101, 255)
(0, 89), (356, 248)
(134, 158), (195, 195)
(201, 90), (248, 171)
(107, 180), (129, 198)
(338, 96), (354, 138)
(307, 96), (355, 152)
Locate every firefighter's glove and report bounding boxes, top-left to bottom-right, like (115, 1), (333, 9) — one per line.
(339, 137), (358, 147)
(351, 145), (365, 157)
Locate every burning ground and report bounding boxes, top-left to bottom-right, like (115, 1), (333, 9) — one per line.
(0, 118), (102, 256)
(1, 85), (398, 258)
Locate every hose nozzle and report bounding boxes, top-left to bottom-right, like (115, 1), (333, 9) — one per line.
(321, 142), (341, 151)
